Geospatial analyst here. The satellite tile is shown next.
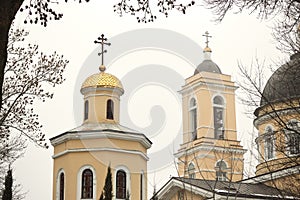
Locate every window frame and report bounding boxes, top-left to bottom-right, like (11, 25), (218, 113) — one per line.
(264, 126), (275, 160)
(212, 95), (225, 139)
(115, 166), (130, 200)
(56, 169), (65, 200)
(215, 160), (227, 181)
(187, 162), (196, 179)
(116, 170), (127, 199)
(106, 99), (114, 120)
(77, 165), (96, 200)
(189, 97), (197, 141)
(286, 120), (300, 156)
(84, 100), (89, 120)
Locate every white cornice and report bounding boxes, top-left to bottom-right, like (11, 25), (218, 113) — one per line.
(179, 81), (238, 95)
(254, 107), (300, 127)
(50, 131), (152, 149)
(52, 147), (149, 161)
(242, 165), (300, 184)
(81, 87), (124, 96)
(175, 144), (247, 158)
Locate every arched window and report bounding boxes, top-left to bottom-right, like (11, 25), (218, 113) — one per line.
(189, 98), (197, 141)
(216, 160), (227, 181)
(187, 162), (195, 178)
(287, 120), (300, 155)
(264, 126), (274, 160)
(116, 170), (126, 199)
(84, 100), (89, 120)
(213, 96), (224, 139)
(81, 169), (93, 199)
(59, 173), (65, 200)
(106, 99), (114, 120)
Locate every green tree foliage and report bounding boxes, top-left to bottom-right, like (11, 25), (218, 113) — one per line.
(99, 166), (113, 200)
(2, 169), (12, 200)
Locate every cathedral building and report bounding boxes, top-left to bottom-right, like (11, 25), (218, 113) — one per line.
(50, 35), (152, 200)
(243, 52), (300, 195)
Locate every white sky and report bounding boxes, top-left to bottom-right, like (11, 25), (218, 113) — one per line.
(11, 1), (286, 199)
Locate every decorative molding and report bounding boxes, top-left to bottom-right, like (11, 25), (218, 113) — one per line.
(52, 147), (149, 161)
(175, 144), (247, 158)
(254, 107), (300, 127)
(242, 165), (300, 184)
(50, 130), (152, 149)
(179, 81), (237, 95)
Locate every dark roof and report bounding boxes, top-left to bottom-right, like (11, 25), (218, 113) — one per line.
(153, 177), (298, 199)
(194, 60), (222, 75)
(260, 52), (300, 107)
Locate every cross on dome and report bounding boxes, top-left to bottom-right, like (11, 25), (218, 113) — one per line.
(202, 31), (212, 52)
(94, 34), (111, 72)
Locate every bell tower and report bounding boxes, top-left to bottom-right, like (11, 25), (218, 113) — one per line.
(175, 32), (246, 182)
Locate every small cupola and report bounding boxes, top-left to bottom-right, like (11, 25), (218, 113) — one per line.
(194, 31), (222, 75)
(80, 34), (124, 124)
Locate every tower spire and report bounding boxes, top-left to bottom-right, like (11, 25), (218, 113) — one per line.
(202, 31), (212, 52)
(94, 34), (111, 72)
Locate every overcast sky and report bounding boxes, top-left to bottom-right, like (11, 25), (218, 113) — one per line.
(12, 1), (285, 199)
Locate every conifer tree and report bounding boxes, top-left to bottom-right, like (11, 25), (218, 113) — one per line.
(2, 169), (12, 200)
(99, 166), (113, 200)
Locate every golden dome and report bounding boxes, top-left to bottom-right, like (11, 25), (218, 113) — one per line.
(203, 47), (212, 52)
(81, 72), (123, 91)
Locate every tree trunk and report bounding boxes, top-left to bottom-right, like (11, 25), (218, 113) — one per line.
(0, 0), (24, 111)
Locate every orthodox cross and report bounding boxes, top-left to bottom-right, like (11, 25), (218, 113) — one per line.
(202, 31), (212, 48)
(94, 34), (111, 66)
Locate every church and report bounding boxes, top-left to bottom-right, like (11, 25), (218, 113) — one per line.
(50, 32), (300, 199)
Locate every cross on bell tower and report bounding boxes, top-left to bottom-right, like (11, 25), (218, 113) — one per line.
(94, 34), (111, 72)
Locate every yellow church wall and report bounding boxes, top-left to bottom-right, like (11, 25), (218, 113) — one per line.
(264, 173), (300, 195)
(177, 149), (244, 181)
(53, 137), (147, 155)
(83, 90), (121, 124)
(181, 78), (237, 143)
(255, 101), (300, 176)
(53, 149), (148, 200)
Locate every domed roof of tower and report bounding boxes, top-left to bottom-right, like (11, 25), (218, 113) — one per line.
(260, 52), (300, 107)
(194, 47), (222, 75)
(81, 65), (124, 92)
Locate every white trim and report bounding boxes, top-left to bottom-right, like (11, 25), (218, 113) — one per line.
(114, 165), (130, 200)
(212, 94), (226, 106)
(263, 125), (276, 161)
(56, 169), (65, 200)
(179, 80), (238, 95)
(50, 131), (151, 149)
(175, 145), (247, 158)
(77, 165), (97, 200)
(254, 107), (300, 127)
(52, 147), (149, 161)
(81, 87), (124, 96)
(242, 165), (300, 184)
